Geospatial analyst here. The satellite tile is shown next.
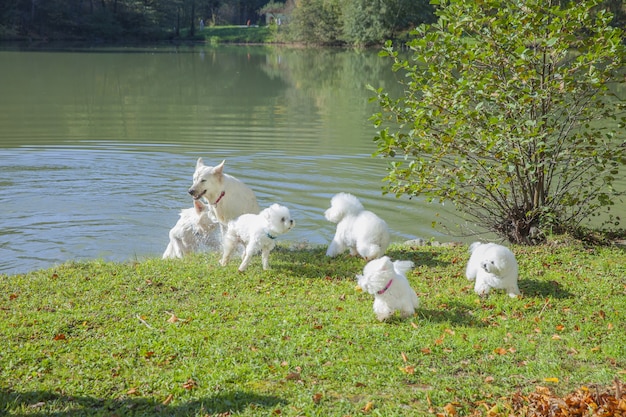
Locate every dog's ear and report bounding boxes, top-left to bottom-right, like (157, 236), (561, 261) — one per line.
(196, 157), (204, 169)
(214, 160), (225, 176)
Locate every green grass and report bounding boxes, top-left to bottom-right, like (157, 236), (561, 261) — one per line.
(1, 241), (625, 416)
(184, 25), (276, 44)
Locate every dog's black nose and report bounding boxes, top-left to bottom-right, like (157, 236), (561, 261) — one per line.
(188, 189), (194, 196)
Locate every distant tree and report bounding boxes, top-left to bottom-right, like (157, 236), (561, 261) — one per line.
(288, 0), (342, 45)
(342, 0), (434, 46)
(370, 0), (625, 244)
(342, 0), (389, 46)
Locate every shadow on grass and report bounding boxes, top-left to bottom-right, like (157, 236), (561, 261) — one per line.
(417, 301), (487, 327)
(386, 247), (451, 268)
(271, 246), (452, 280)
(0, 389), (286, 416)
(520, 278), (574, 299)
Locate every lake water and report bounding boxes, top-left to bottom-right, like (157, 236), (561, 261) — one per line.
(1, 44), (467, 275)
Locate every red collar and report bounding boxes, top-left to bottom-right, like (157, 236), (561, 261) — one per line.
(213, 191), (225, 205)
(377, 279), (393, 295)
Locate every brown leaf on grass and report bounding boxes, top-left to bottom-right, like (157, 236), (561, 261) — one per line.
(162, 394), (173, 405)
(401, 365), (415, 375)
(484, 376), (495, 384)
(555, 324), (565, 331)
(167, 313), (179, 323)
(312, 393), (323, 404)
(401, 352), (409, 362)
(285, 372), (301, 381)
(182, 379), (197, 390)
(9, 293), (18, 300)
(362, 401), (374, 412)
(127, 387), (140, 395)
(144, 351), (155, 359)
(443, 402), (458, 415)
(510, 383), (626, 417)
(494, 347), (507, 355)
(421, 347), (432, 355)
(53, 334), (66, 341)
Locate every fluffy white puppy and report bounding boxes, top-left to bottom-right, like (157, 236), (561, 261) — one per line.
(163, 200), (219, 259)
(220, 204), (295, 272)
(357, 256), (419, 321)
(466, 242), (520, 298)
(187, 158), (260, 232)
(324, 192), (390, 261)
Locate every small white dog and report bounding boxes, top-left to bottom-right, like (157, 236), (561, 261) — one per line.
(162, 200), (219, 259)
(357, 256), (419, 321)
(466, 242), (520, 298)
(220, 204), (295, 272)
(187, 158), (260, 231)
(324, 192), (390, 261)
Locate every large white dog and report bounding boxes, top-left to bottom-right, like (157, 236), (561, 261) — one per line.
(466, 242), (520, 298)
(188, 158), (260, 233)
(357, 256), (419, 321)
(324, 192), (390, 261)
(162, 200), (219, 259)
(220, 204), (295, 272)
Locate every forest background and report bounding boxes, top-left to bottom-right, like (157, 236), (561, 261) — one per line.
(2, 0), (625, 47)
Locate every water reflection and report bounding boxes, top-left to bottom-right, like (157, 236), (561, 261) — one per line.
(0, 45), (464, 274)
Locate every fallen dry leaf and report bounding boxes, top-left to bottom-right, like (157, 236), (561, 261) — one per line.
(162, 394), (173, 405)
(182, 379), (197, 390)
(312, 393), (323, 404)
(285, 372), (301, 381)
(443, 402), (457, 416)
(494, 347), (507, 355)
(362, 401), (374, 412)
(401, 365), (415, 375)
(401, 352), (409, 362)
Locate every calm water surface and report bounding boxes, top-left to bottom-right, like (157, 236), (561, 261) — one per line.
(1, 44), (465, 274)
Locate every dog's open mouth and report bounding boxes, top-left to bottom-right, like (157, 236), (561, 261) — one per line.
(192, 190), (206, 200)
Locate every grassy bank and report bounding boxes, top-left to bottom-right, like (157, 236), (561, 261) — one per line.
(1, 240), (625, 416)
(189, 25), (276, 44)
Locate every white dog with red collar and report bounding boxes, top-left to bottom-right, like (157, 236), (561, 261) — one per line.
(357, 256), (419, 321)
(188, 158), (260, 236)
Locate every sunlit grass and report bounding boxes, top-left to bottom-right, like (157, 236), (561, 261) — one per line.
(1, 241), (625, 416)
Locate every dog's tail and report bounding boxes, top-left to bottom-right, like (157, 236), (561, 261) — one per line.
(393, 260), (414, 276)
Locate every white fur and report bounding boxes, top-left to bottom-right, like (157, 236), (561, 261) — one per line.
(163, 200), (219, 259)
(357, 256), (419, 321)
(188, 158), (260, 233)
(324, 192), (390, 260)
(466, 242), (520, 298)
(220, 204), (295, 272)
